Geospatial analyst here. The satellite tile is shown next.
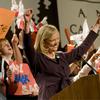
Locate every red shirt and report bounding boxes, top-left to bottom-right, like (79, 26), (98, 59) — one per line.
(9, 61), (37, 95)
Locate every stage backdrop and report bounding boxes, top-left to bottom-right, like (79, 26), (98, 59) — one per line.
(57, 0), (100, 48)
(0, 0), (100, 48)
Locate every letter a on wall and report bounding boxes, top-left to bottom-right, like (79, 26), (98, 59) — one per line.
(0, 8), (15, 39)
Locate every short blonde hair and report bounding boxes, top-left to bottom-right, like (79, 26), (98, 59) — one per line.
(34, 24), (59, 53)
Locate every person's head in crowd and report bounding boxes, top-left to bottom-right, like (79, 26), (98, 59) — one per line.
(24, 8), (33, 22)
(0, 39), (13, 57)
(91, 47), (100, 73)
(0, 34), (20, 62)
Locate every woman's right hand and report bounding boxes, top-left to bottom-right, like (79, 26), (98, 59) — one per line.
(90, 49), (100, 63)
(24, 9), (33, 23)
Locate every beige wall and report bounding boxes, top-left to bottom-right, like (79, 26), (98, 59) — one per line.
(57, 0), (100, 48)
(0, 0), (100, 48)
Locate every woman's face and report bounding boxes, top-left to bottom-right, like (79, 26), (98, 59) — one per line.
(45, 32), (60, 53)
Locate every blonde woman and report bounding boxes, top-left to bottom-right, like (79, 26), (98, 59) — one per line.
(23, 16), (100, 100)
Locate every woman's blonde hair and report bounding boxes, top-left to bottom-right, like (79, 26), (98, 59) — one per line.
(34, 24), (59, 53)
